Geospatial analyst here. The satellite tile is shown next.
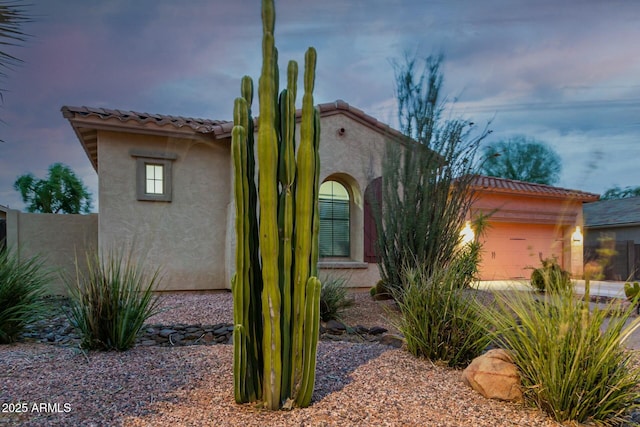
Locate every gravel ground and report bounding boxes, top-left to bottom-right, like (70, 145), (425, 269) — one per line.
(0, 289), (581, 426)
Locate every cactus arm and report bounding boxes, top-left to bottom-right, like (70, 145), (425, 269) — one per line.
(240, 76), (264, 399)
(310, 108), (321, 277)
(278, 60), (298, 402)
(232, 322), (246, 403)
(258, 0), (282, 410)
(296, 276), (321, 407)
(291, 46), (318, 395)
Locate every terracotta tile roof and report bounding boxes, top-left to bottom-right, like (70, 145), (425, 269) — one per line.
(62, 99), (408, 141)
(61, 100), (415, 171)
(61, 105), (233, 135)
(471, 175), (600, 201)
(584, 196), (640, 227)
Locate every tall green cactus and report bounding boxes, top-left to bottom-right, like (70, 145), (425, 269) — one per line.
(231, 0), (321, 410)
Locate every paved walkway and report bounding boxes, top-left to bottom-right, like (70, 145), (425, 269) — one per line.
(475, 280), (640, 350)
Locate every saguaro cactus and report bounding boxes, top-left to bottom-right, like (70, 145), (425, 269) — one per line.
(231, 0), (321, 410)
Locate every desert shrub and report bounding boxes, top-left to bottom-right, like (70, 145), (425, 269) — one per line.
(0, 249), (51, 343)
(530, 257), (571, 293)
(319, 274), (354, 322)
(480, 285), (640, 425)
(447, 240), (482, 289)
(394, 263), (490, 368)
(66, 249), (161, 351)
(624, 281), (640, 315)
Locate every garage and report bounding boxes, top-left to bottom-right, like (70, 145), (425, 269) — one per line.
(478, 222), (565, 280)
(470, 176), (599, 280)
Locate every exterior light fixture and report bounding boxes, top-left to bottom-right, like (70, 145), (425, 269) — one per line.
(460, 221), (475, 245)
(572, 226), (583, 244)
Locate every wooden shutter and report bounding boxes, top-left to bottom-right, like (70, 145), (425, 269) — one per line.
(364, 178), (381, 263)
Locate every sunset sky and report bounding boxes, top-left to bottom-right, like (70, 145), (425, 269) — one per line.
(1, 0), (639, 211)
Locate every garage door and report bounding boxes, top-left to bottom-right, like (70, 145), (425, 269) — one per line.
(478, 223), (564, 280)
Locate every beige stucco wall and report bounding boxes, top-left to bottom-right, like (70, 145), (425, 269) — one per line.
(98, 131), (230, 291)
(3, 208), (97, 294)
(314, 114), (385, 287)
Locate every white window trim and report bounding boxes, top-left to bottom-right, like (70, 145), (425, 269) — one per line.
(130, 150), (177, 202)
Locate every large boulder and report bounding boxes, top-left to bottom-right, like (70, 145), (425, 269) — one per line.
(461, 349), (523, 402)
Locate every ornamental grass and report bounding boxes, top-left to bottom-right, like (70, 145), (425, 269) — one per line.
(0, 249), (51, 343)
(319, 273), (354, 322)
(481, 284), (640, 425)
(65, 248), (161, 351)
(394, 263), (490, 368)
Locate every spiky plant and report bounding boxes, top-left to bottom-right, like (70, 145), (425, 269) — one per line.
(65, 248), (161, 351)
(481, 284), (640, 425)
(0, 249), (50, 343)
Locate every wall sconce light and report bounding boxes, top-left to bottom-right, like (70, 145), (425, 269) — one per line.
(572, 226), (583, 244)
(460, 221), (475, 245)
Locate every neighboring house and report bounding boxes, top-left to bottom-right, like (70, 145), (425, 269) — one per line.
(62, 101), (597, 290)
(470, 176), (599, 280)
(583, 196), (640, 280)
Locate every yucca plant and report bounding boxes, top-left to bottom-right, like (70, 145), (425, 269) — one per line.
(481, 284), (640, 425)
(394, 262), (490, 368)
(65, 248), (161, 351)
(319, 274), (354, 322)
(0, 249), (51, 343)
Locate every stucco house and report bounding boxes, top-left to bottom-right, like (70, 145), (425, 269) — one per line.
(62, 100), (398, 291)
(583, 196), (640, 280)
(61, 100), (597, 291)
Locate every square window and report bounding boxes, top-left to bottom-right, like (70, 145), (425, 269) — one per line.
(131, 150), (177, 202)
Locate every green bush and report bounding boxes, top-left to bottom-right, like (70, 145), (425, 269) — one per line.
(448, 240), (482, 289)
(530, 257), (571, 293)
(394, 264), (490, 368)
(0, 249), (51, 343)
(66, 249), (161, 351)
(481, 286), (640, 425)
(319, 274), (354, 322)
(624, 281), (640, 315)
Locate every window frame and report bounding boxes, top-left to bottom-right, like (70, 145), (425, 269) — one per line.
(130, 150), (177, 202)
(319, 180), (351, 258)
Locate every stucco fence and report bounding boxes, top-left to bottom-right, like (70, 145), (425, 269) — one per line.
(1, 207), (98, 295)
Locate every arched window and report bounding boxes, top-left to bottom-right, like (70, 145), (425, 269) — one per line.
(319, 181), (350, 257)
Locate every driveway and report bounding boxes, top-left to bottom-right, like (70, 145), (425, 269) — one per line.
(476, 280), (640, 350)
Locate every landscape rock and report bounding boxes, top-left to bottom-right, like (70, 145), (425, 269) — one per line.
(325, 319), (347, 332)
(379, 334), (404, 348)
(461, 349), (522, 402)
(18, 306), (403, 349)
(368, 326), (388, 335)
